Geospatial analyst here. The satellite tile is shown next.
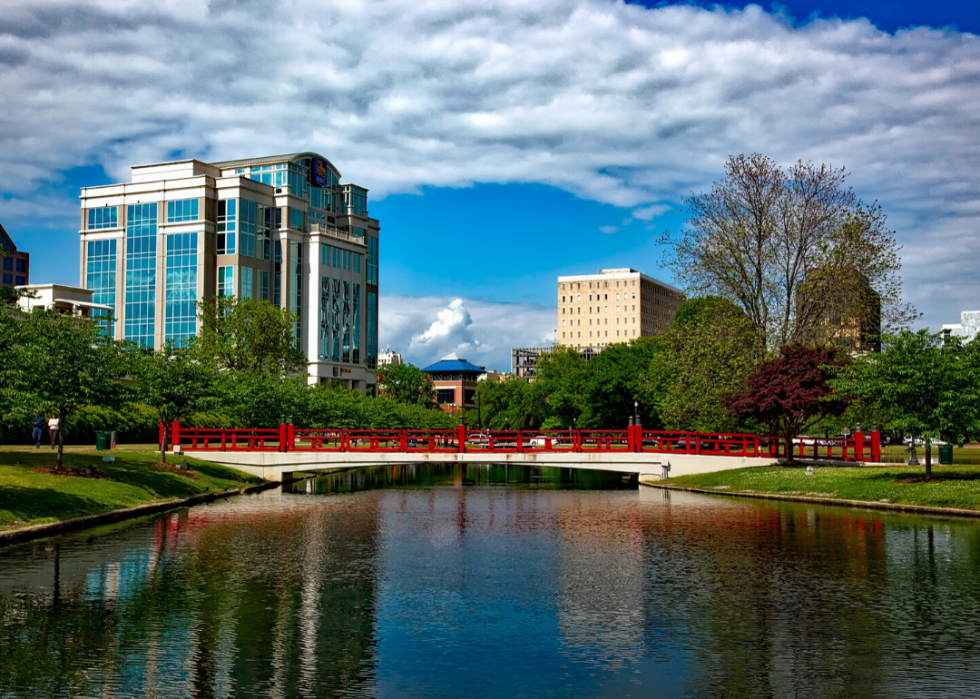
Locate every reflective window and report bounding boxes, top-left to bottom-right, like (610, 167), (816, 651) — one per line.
(125, 203), (157, 348)
(165, 232), (198, 345)
(88, 207), (118, 230)
(217, 266), (234, 297)
(260, 271), (270, 301)
(86, 239), (116, 336)
(241, 267), (254, 300)
(367, 291), (378, 367)
(239, 200), (256, 258)
(366, 236), (378, 285)
(290, 208), (304, 231)
(217, 200), (236, 255)
(166, 199), (199, 223)
(353, 253), (362, 274)
(290, 242), (303, 345)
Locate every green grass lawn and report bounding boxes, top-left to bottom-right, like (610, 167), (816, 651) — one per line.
(880, 444), (980, 465)
(667, 464), (980, 511)
(0, 444), (263, 531)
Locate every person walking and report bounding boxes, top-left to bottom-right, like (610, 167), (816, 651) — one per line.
(31, 413), (45, 449)
(47, 412), (59, 449)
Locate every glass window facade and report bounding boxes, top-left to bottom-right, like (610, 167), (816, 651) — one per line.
(260, 270), (270, 301)
(86, 239), (117, 336)
(125, 203), (157, 348)
(352, 282), (361, 364)
(218, 266), (234, 297)
(166, 199), (199, 223)
(88, 207), (118, 230)
(241, 266), (253, 300)
(290, 208), (304, 231)
(217, 200), (236, 254)
(366, 236), (379, 285)
(367, 291), (378, 368)
(290, 242), (302, 345)
(240, 200), (256, 257)
(165, 232), (198, 345)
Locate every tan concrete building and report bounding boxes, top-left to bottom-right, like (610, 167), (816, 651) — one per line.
(557, 268), (684, 351)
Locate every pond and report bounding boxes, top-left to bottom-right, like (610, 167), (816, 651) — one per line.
(2, 464), (980, 698)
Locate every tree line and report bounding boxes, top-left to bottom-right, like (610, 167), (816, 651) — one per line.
(0, 296), (453, 468)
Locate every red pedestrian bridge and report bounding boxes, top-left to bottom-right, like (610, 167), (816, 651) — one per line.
(166, 422), (881, 483)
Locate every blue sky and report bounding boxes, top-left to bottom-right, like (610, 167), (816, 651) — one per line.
(1, 0), (977, 371)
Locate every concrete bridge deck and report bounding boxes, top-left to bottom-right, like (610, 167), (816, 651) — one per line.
(185, 449), (780, 483)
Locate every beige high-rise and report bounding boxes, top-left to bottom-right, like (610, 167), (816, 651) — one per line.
(557, 268), (684, 351)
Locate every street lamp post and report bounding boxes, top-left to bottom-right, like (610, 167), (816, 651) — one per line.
(634, 401), (639, 425)
(908, 434), (920, 466)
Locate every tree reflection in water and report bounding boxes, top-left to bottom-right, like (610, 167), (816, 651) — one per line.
(0, 467), (979, 698)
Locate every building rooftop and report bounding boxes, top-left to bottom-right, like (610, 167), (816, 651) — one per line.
(422, 353), (486, 374)
(557, 268), (683, 294)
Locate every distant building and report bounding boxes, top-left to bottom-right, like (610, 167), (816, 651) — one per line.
(557, 268), (684, 354)
(942, 310), (980, 344)
(512, 346), (553, 379)
(377, 345), (403, 366)
(0, 223), (30, 293)
(16, 284), (112, 322)
(421, 353), (486, 411)
(479, 370), (505, 382)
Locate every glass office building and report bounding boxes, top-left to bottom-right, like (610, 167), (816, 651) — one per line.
(78, 152), (380, 391)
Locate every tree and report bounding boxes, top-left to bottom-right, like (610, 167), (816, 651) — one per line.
(376, 363), (436, 408)
(833, 330), (980, 479)
(194, 297), (307, 376)
(580, 338), (662, 429)
(534, 346), (588, 430)
(16, 309), (129, 469)
(661, 153), (915, 353)
(724, 344), (849, 463)
(643, 297), (762, 432)
(133, 343), (218, 463)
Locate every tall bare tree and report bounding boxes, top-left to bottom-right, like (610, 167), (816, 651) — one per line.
(662, 154), (916, 354)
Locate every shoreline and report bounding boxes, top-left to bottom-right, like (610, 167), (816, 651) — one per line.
(0, 479), (280, 548)
(641, 481), (980, 520)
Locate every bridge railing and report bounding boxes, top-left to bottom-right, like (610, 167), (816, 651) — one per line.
(166, 422), (880, 462)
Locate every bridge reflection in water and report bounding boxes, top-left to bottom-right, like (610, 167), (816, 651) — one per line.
(2, 464), (977, 698)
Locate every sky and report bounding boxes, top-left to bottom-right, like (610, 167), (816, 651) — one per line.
(1, 0), (977, 371)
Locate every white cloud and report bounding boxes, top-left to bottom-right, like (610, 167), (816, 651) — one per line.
(599, 225), (619, 234)
(381, 295), (555, 371)
(0, 0), (978, 327)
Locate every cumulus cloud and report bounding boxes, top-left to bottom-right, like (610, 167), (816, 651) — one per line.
(599, 225), (619, 234)
(0, 0), (978, 326)
(381, 296), (555, 371)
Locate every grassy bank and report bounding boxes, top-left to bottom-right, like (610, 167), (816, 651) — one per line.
(667, 464), (980, 511)
(0, 444), (262, 531)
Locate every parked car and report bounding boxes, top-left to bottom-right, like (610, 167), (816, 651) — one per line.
(526, 436), (563, 448)
(466, 433), (491, 445)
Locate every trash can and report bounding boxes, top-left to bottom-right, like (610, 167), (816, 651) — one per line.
(938, 444), (954, 465)
(95, 430), (111, 451)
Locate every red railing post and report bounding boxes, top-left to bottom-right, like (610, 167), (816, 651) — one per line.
(172, 420), (180, 450)
(220, 428), (226, 452)
(694, 433), (700, 455)
(457, 424), (466, 454)
(855, 427), (864, 462)
(517, 430), (524, 453)
(871, 429), (881, 463)
(286, 423), (295, 452)
(278, 422), (286, 452)
(400, 432), (407, 452)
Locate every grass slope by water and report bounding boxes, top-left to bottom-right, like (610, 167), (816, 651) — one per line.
(0, 444), (262, 531)
(667, 464), (980, 511)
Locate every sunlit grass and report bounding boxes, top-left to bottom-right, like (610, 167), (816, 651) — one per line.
(668, 464), (980, 510)
(0, 445), (262, 531)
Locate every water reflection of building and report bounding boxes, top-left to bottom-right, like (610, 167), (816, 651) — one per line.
(554, 494), (647, 668)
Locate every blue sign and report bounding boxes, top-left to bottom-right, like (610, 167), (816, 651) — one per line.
(310, 157), (329, 188)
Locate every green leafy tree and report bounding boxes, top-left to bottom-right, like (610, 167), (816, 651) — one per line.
(833, 330), (980, 478)
(580, 338), (663, 428)
(376, 363), (436, 407)
(133, 344), (218, 463)
(661, 153), (915, 353)
(16, 310), (129, 469)
(643, 297), (761, 432)
(194, 297), (307, 376)
(535, 346), (588, 430)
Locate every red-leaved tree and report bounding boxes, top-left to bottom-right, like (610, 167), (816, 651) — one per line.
(724, 344), (849, 462)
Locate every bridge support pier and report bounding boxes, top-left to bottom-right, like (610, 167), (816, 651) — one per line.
(280, 471), (296, 485)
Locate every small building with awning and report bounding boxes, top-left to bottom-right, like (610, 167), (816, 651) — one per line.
(421, 353), (486, 411)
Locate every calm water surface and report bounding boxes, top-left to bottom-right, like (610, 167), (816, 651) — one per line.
(2, 464), (980, 698)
